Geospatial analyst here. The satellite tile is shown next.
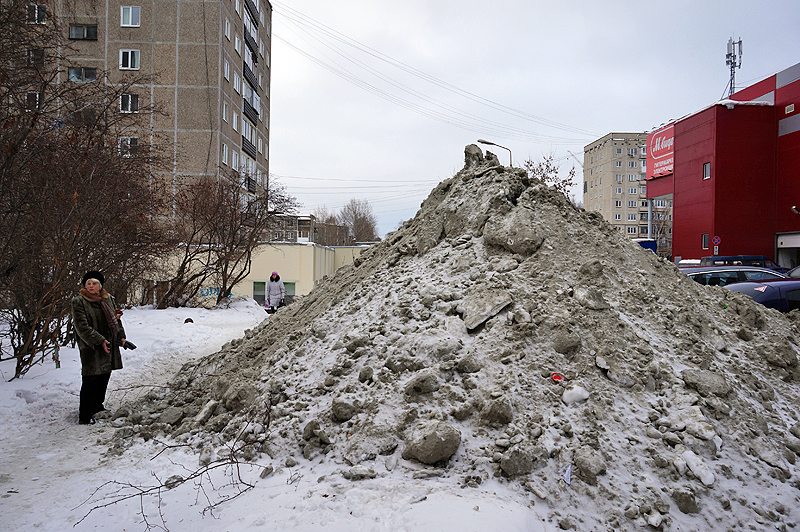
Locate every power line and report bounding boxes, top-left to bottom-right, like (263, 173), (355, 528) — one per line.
(271, 3), (595, 144)
(273, 2), (598, 138)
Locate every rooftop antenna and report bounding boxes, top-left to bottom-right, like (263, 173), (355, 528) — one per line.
(726, 37), (743, 97)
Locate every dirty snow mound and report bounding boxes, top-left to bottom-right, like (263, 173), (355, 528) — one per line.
(109, 146), (800, 531)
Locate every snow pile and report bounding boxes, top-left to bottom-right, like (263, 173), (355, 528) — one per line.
(114, 146), (800, 530)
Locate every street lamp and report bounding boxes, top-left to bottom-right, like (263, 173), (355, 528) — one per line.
(477, 139), (512, 167)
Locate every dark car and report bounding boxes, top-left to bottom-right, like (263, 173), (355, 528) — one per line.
(699, 255), (789, 274)
(679, 265), (787, 287)
(726, 278), (800, 312)
(787, 265), (800, 278)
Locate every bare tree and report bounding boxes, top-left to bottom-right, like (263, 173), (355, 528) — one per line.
(524, 155), (579, 206)
(312, 206), (337, 225)
(163, 173), (298, 307)
(0, 0), (173, 378)
(650, 204), (673, 259)
(338, 199), (379, 242)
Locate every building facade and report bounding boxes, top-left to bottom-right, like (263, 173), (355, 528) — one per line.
(582, 133), (673, 256)
(270, 214), (355, 247)
(646, 61), (800, 266)
(59, 0), (272, 197)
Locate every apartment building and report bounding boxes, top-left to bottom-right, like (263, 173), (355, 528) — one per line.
(59, 0), (271, 196)
(271, 214), (354, 247)
(583, 132), (673, 256)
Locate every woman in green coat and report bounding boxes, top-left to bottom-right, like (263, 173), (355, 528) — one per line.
(71, 270), (130, 425)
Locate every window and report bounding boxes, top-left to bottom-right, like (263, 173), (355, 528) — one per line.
(243, 82), (260, 110)
(27, 3), (46, 24)
(642, 146), (646, 155)
(222, 101), (228, 122)
(120, 93), (138, 113)
(627, 214), (636, 221)
(641, 200), (648, 207)
(231, 151), (239, 170)
(616, 161), (622, 167)
(615, 201), (622, 207)
(222, 143), (229, 165)
(27, 48), (44, 66)
(616, 174), (623, 183)
(628, 161), (637, 168)
(614, 214), (621, 220)
(628, 201), (636, 207)
(252, 282), (266, 306)
(629, 188), (637, 194)
(242, 117), (256, 145)
(119, 137), (138, 157)
(629, 174), (637, 181)
(235, 35), (242, 56)
(68, 67), (96, 81)
(640, 213), (649, 221)
(119, 49), (140, 70)
(703, 162), (711, 179)
(640, 185), (646, 194)
(628, 148), (638, 156)
(25, 91), (40, 111)
(259, 39), (264, 57)
(69, 24), (97, 40)
(225, 18), (231, 40)
(640, 227), (649, 234)
(121, 6), (140, 27)
(702, 233), (709, 249)
(235, 0), (241, 15)
(258, 136), (263, 154)
(616, 148), (622, 155)
(224, 60), (230, 81)
(232, 111), (239, 132)
(627, 227), (637, 234)
(616, 187), (622, 194)
(233, 72), (241, 93)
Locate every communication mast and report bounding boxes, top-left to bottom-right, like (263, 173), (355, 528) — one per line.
(726, 37), (743, 97)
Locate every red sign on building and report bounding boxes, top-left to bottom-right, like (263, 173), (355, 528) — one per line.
(647, 124), (674, 179)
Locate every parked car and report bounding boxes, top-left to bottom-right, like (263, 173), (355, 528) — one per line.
(726, 278), (800, 312)
(699, 255), (789, 274)
(787, 265), (800, 278)
(679, 265), (787, 287)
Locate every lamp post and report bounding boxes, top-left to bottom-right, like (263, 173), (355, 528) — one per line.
(477, 139), (512, 167)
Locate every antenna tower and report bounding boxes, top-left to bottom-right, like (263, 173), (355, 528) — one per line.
(726, 37), (743, 97)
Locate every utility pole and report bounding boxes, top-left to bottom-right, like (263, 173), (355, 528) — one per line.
(726, 37), (743, 97)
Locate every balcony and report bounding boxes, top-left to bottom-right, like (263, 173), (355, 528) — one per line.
(244, 0), (258, 25)
(244, 31), (258, 57)
(243, 99), (258, 124)
(246, 176), (257, 193)
(243, 63), (258, 93)
(242, 136), (257, 159)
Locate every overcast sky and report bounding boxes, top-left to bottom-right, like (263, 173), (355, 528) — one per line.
(268, 0), (800, 237)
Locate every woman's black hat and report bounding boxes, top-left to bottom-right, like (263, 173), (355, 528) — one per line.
(82, 270), (105, 286)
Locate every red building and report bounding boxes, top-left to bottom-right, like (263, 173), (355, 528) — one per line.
(646, 61), (800, 266)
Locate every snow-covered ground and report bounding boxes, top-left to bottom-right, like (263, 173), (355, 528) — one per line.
(0, 299), (555, 532)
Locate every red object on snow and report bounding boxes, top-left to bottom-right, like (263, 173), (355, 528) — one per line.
(551, 372), (565, 383)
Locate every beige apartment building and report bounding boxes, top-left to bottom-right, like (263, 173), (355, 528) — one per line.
(59, 0), (272, 195)
(583, 132), (673, 257)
